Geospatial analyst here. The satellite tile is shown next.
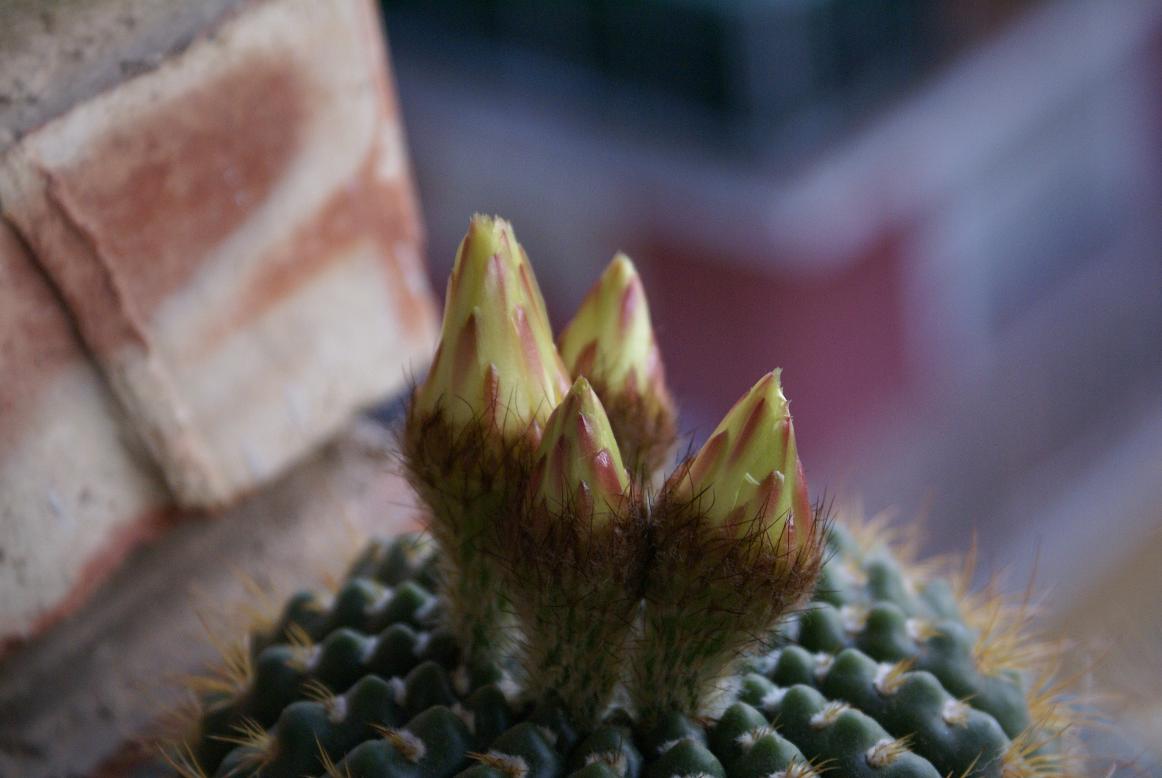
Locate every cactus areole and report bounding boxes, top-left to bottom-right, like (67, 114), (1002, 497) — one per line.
(172, 217), (1084, 778)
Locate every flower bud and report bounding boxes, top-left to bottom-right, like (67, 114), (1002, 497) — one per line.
(531, 378), (630, 521)
(558, 254), (676, 476)
(673, 370), (811, 548)
(415, 215), (569, 442)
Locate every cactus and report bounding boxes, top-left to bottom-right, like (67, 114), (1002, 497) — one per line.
(165, 217), (1085, 778)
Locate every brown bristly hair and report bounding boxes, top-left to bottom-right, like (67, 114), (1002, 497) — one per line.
(631, 483), (830, 718)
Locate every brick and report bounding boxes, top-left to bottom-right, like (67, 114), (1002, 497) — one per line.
(0, 0), (437, 507)
(0, 220), (170, 647)
(0, 0), (437, 646)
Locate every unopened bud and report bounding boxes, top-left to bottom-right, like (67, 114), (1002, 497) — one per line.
(415, 215), (569, 442)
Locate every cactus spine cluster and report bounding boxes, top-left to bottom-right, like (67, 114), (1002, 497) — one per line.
(166, 216), (1084, 778)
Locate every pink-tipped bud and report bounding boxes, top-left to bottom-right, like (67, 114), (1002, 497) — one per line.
(672, 370), (811, 548)
(558, 254), (676, 475)
(559, 254), (668, 409)
(531, 378), (630, 522)
(415, 215), (570, 441)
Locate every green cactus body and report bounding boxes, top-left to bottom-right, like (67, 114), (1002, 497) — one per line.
(168, 218), (1081, 778)
(178, 531), (1077, 778)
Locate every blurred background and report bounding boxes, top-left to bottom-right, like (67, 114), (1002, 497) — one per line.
(2, 0), (1159, 774)
(383, 0), (1162, 768)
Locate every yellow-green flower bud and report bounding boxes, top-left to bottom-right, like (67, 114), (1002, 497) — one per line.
(672, 370), (811, 549)
(635, 370), (820, 718)
(531, 377), (630, 521)
(415, 215), (569, 443)
(559, 254), (658, 397)
(558, 254), (676, 477)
